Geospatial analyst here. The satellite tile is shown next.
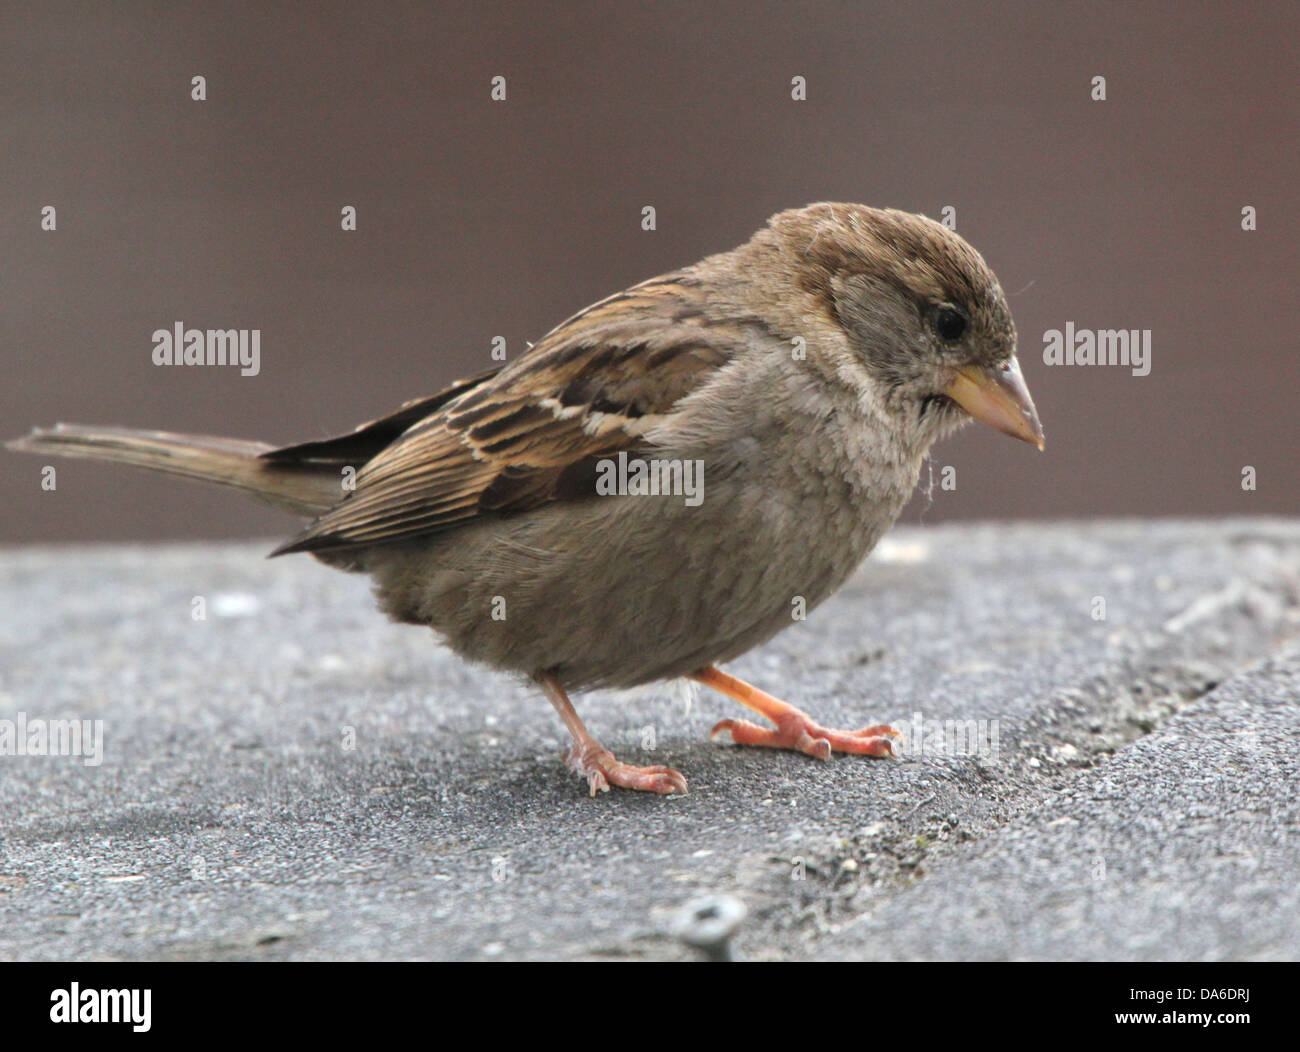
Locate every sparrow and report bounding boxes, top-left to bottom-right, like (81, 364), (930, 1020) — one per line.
(9, 203), (1043, 796)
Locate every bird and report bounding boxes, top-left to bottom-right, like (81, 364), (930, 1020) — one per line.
(9, 203), (1043, 796)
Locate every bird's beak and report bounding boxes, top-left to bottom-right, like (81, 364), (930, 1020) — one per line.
(944, 357), (1045, 450)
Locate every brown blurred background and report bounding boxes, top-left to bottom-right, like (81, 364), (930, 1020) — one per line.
(2, 0), (1296, 544)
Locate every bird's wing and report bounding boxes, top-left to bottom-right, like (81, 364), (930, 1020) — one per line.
(271, 274), (752, 556)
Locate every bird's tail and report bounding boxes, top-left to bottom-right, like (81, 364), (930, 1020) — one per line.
(6, 424), (343, 516)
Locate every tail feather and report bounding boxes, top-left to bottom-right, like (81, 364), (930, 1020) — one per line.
(7, 424), (343, 517)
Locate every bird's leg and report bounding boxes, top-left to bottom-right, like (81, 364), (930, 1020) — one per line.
(692, 665), (901, 760)
(534, 671), (688, 796)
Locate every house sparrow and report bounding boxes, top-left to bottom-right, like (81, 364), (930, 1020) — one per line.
(9, 203), (1043, 796)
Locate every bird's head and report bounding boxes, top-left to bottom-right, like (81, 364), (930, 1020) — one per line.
(768, 203), (1044, 451)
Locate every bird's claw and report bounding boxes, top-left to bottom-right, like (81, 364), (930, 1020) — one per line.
(564, 742), (688, 796)
(710, 712), (901, 760)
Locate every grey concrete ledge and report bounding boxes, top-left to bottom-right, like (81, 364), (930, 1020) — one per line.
(1, 518), (1298, 960)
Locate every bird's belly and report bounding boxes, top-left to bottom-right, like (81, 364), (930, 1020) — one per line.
(365, 465), (910, 690)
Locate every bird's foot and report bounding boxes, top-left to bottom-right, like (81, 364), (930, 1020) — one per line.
(710, 712), (900, 759)
(537, 670), (689, 797)
(694, 664), (900, 761)
(564, 741), (689, 796)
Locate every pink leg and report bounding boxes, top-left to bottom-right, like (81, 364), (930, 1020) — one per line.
(536, 672), (688, 796)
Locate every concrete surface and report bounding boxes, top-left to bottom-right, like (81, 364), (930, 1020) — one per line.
(0, 519), (1297, 961)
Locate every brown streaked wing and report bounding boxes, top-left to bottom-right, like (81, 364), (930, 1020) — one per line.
(271, 275), (746, 556)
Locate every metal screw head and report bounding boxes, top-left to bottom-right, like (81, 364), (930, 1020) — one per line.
(672, 894), (746, 961)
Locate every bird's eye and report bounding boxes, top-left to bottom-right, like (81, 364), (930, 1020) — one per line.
(932, 304), (967, 342)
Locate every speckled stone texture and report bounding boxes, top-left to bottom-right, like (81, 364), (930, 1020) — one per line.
(1, 519), (1297, 960)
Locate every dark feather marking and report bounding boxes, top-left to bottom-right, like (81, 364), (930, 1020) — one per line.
(465, 403), (553, 444)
